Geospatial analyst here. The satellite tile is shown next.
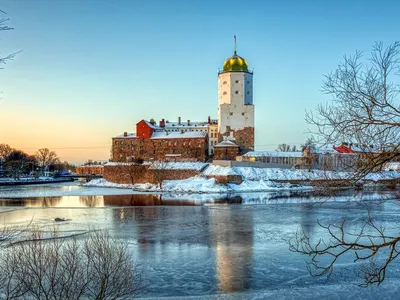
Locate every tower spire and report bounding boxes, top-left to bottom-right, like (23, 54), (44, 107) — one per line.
(234, 35), (237, 55)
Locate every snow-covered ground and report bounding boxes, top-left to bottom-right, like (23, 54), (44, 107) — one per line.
(85, 177), (311, 194)
(84, 165), (400, 194)
(205, 165), (400, 181)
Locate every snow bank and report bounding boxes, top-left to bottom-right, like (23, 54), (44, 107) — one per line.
(162, 178), (227, 193)
(84, 179), (160, 192)
(202, 165), (239, 176)
(87, 177), (311, 194)
(204, 166), (400, 182)
(162, 177), (311, 193)
(149, 162), (208, 171)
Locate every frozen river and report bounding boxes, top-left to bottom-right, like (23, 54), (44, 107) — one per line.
(1, 182), (400, 299)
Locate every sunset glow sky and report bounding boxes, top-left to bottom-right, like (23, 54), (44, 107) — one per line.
(1, 0), (399, 164)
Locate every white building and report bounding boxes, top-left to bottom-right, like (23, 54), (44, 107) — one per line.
(140, 37), (255, 158)
(155, 117), (218, 156)
(217, 37), (255, 153)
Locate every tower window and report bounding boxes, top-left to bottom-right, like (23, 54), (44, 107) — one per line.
(247, 91), (250, 95)
(235, 91), (239, 94)
(230, 112), (233, 116)
(223, 91), (227, 95)
(235, 80), (239, 83)
(242, 112), (246, 116)
(247, 81), (250, 84)
(223, 81), (227, 84)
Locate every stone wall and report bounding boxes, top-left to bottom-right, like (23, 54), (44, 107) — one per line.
(219, 126), (254, 154)
(76, 165), (104, 175)
(112, 137), (208, 162)
(103, 164), (200, 185)
(212, 175), (243, 184)
(214, 146), (239, 161)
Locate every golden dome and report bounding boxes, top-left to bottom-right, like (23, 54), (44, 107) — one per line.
(221, 36), (249, 72)
(223, 54), (248, 72)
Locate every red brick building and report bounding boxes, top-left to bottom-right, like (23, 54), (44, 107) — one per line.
(76, 165), (104, 176)
(112, 119), (208, 162)
(214, 140), (240, 160)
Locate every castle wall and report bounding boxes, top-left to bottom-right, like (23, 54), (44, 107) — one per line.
(103, 164), (200, 185)
(112, 137), (208, 162)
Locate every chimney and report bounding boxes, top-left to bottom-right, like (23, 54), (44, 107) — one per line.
(149, 118), (155, 126)
(187, 120), (191, 126)
(123, 132), (127, 137)
(178, 117), (181, 125)
(159, 118), (165, 128)
(208, 116), (211, 124)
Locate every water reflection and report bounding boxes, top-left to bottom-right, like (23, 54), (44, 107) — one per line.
(0, 193), (244, 208)
(2, 189), (400, 298)
(210, 207), (253, 292)
(0, 196), (104, 208)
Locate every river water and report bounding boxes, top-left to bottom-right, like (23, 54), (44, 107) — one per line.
(1, 182), (400, 299)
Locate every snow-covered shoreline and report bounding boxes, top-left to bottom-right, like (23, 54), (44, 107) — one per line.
(84, 177), (312, 194)
(84, 165), (400, 194)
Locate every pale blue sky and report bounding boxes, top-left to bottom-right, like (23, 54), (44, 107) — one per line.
(1, 0), (399, 163)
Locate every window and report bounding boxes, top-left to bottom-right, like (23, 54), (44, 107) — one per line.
(223, 91), (227, 95)
(235, 90), (239, 94)
(229, 112), (233, 116)
(242, 112), (245, 116)
(247, 91), (250, 95)
(223, 81), (227, 84)
(235, 80), (239, 83)
(247, 81), (250, 84)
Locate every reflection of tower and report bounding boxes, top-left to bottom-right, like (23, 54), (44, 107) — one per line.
(218, 36), (255, 153)
(210, 207), (253, 292)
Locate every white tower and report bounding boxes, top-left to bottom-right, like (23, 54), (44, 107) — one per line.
(217, 36), (254, 153)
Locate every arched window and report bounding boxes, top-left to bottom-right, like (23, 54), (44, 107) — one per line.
(223, 91), (227, 95)
(223, 81), (227, 84)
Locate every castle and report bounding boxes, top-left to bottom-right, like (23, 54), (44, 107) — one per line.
(111, 37), (255, 162)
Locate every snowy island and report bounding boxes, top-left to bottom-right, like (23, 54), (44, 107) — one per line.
(85, 162), (400, 194)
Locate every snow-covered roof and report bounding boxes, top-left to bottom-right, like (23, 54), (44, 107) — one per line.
(113, 131), (207, 139)
(214, 140), (238, 147)
(143, 120), (160, 130)
(164, 121), (209, 129)
(113, 133), (137, 138)
(150, 131), (207, 139)
(77, 165), (104, 168)
(243, 151), (303, 158)
(149, 162), (209, 171)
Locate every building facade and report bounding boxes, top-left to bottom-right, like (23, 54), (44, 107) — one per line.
(214, 140), (240, 161)
(217, 37), (255, 154)
(112, 119), (208, 162)
(111, 37), (255, 162)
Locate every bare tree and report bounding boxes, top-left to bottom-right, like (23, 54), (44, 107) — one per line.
(34, 148), (60, 174)
(150, 160), (169, 189)
(306, 41), (400, 180)
(293, 42), (400, 286)
(118, 160), (145, 185)
(0, 228), (144, 299)
(0, 144), (13, 174)
(0, 10), (18, 66)
(4, 149), (28, 179)
(277, 143), (297, 152)
(0, 144), (12, 161)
